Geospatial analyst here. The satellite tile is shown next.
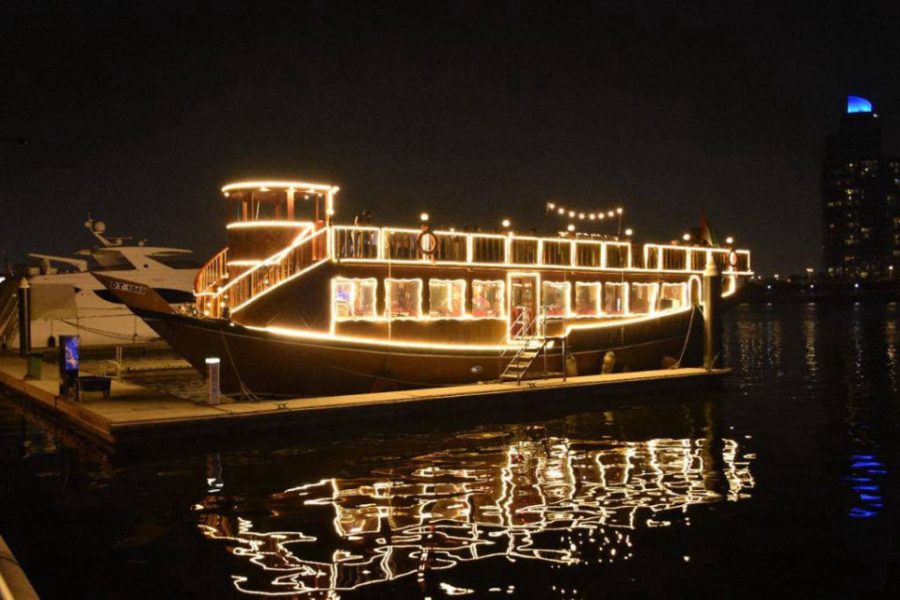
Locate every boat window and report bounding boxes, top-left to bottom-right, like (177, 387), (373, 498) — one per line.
(660, 282), (687, 310)
(575, 282), (601, 316)
(333, 277), (377, 319)
(386, 278), (422, 318)
(603, 282), (628, 315)
(90, 250), (136, 271)
(471, 279), (504, 318)
(630, 283), (659, 314)
(429, 279), (466, 318)
(149, 252), (199, 269)
(541, 281), (570, 317)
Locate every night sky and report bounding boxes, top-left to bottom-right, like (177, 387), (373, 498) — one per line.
(2, 3), (899, 275)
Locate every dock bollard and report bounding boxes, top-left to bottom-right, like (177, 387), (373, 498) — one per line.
(17, 277), (31, 357)
(702, 260), (723, 370)
(206, 357), (221, 405)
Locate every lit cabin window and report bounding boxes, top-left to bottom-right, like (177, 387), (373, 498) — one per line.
(429, 279), (466, 318)
(659, 282), (687, 310)
(603, 282), (628, 315)
(333, 278), (377, 320)
(630, 283), (659, 314)
(541, 281), (570, 317)
(471, 279), (505, 318)
(575, 282), (601, 316)
(386, 278), (422, 318)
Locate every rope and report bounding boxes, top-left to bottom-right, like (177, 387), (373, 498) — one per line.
(673, 303), (698, 369)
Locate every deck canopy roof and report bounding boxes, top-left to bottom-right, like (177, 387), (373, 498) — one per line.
(222, 180), (340, 224)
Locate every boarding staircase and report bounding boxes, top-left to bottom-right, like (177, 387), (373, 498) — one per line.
(498, 308), (564, 384)
(0, 278), (19, 349)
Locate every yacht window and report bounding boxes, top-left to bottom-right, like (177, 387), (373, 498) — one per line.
(660, 282), (687, 310)
(471, 279), (504, 318)
(575, 282), (601, 316)
(333, 277), (377, 319)
(429, 279), (466, 318)
(90, 250), (135, 271)
(541, 281), (570, 317)
(149, 252), (199, 269)
(603, 282), (628, 315)
(630, 283), (659, 314)
(386, 278), (422, 318)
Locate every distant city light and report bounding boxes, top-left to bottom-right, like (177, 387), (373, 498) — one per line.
(547, 202), (556, 209)
(847, 95), (873, 114)
(616, 207), (623, 215)
(567, 224), (575, 232)
(501, 218), (511, 228)
(624, 228), (633, 236)
(420, 212), (429, 222)
(725, 236), (734, 245)
(557, 208), (565, 215)
(569, 210), (576, 218)
(607, 211), (615, 218)
(589, 213), (596, 220)
(682, 233), (691, 242)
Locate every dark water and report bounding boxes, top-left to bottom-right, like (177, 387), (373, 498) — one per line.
(1, 302), (898, 598)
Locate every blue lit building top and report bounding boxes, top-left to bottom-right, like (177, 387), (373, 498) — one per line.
(847, 95), (873, 114)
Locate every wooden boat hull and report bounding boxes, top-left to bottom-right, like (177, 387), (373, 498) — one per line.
(128, 305), (706, 397)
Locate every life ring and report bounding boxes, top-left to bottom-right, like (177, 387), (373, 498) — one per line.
(417, 231), (437, 256)
(728, 250), (738, 269)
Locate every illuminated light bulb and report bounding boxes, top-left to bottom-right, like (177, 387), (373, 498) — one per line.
(420, 212), (430, 222)
(598, 213), (605, 220)
(616, 207), (623, 214)
(625, 228), (633, 236)
(567, 224), (575, 232)
(682, 233), (691, 242)
(589, 214), (596, 220)
(607, 210), (615, 218)
(578, 213), (585, 219)
(502, 219), (511, 228)
(569, 210), (576, 218)
(725, 236), (734, 245)
(548, 202), (556, 209)
(557, 208), (565, 215)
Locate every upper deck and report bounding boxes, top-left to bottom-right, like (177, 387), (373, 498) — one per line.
(196, 180), (752, 319)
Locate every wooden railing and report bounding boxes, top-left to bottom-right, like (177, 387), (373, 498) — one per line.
(196, 228), (328, 317)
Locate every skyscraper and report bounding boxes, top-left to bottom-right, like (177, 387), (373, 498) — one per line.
(822, 96), (900, 278)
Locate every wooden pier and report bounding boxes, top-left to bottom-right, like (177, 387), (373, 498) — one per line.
(0, 355), (727, 448)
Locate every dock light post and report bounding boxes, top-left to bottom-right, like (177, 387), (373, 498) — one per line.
(206, 357), (221, 405)
(702, 260), (722, 370)
(17, 278), (31, 357)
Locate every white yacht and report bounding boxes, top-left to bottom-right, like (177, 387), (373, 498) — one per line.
(0, 216), (198, 349)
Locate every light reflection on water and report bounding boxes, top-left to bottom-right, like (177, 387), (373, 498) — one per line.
(194, 433), (755, 597)
(2, 301), (899, 598)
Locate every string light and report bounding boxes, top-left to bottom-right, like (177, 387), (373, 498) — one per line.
(546, 202), (624, 221)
